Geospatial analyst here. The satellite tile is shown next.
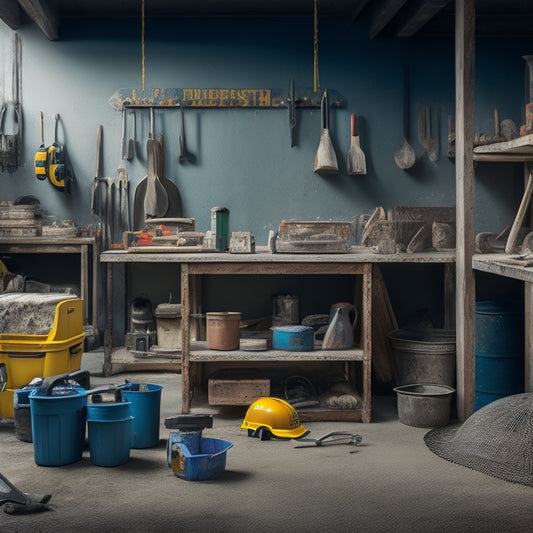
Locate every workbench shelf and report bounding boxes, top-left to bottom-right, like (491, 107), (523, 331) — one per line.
(471, 139), (533, 392)
(100, 250), (456, 423)
(189, 344), (365, 362)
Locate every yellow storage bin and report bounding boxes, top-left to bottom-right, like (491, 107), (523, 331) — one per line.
(0, 294), (85, 417)
(0, 389), (14, 418)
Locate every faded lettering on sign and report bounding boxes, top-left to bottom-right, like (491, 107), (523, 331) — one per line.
(182, 89), (271, 107)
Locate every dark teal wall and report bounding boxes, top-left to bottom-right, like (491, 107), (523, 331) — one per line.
(0, 16), (530, 328)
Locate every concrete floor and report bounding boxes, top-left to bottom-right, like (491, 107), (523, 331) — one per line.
(1, 350), (532, 532)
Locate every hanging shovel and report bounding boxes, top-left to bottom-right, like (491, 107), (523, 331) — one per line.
(313, 89), (338, 174)
(144, 108), (168, 219)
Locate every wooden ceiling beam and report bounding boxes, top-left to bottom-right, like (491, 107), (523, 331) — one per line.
(395, 0), (453, 37)
(349, 0), (371, 24)
(369, 0), (409, 38)
(17, 0), (59, 40)
(0, 0), (23, 29)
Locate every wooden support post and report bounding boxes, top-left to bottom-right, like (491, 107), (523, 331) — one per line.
(525, 284), (533, 392)
(455, 0), (476, 420)
(181, 264), (191, 413)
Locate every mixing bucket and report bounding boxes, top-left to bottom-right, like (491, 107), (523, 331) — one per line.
(388, 329), (456, 387)
(122, 383), (163, 448)
(394, 383), (455, 428)
(30, 382), (87, 466)
(87, 402), (133, 467)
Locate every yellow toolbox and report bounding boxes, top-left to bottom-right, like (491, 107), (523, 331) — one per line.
(0, 294), (85, 418)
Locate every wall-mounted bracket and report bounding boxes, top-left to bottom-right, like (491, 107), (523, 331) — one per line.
(108, 86), (344, 110)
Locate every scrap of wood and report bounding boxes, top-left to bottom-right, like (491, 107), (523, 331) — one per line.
(432, 221), (455, 250)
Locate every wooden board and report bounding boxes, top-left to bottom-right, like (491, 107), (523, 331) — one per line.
(208, 377), (270, 405)
(473, 133), (533, 154)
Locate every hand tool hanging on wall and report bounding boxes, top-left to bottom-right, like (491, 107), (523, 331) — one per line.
(425, 106), (439, 162)
(46, 114), (73, 192)
(115, 106), (130, 239)
(288, 79), (296, 147)
(34, 111), (48, 180)
(0, 33), (22, 173)
(347, 114), (366, 175)
(91, 125), (113, 248)
(178, 105), (195, 163)
(144, 107), (168, 218)
(313, 89), (338, 174)
(158, 134), (183, 217)
(394, 68), (416, 170)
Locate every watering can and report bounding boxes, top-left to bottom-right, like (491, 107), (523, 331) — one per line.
(322, 302), (357, 350)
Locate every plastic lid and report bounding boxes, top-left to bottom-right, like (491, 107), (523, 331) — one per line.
(155, 303), (182, 318)
(475, 299), (523, 315)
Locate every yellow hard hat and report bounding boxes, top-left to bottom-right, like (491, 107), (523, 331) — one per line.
(241, 397), (307, 439)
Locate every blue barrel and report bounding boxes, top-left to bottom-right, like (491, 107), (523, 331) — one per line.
(30, 384), (87, 466)
(122, 383), (163, 448)
(475, 299), (524, 411)
(87, 402), (133, 467)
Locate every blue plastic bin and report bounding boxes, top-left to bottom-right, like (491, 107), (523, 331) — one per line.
(122, 383), (162, 448)
(30, 384), (87, 466)
(169, 437), (233, 481)
(87, 402), (133, 467)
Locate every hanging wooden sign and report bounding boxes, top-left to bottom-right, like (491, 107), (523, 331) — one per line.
(108, 87), (343, 110)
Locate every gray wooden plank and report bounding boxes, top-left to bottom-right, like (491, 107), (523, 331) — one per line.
(396, 0), (453, 37)
(370, 0), (409, 38)
(0, 0), (22, 29)
(17, 0), (59, 40)
(455, 0), (476, 421)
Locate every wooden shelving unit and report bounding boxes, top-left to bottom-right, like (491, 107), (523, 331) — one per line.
(100, 250), (456, 423)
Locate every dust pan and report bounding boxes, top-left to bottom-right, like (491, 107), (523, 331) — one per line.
(425, 393), (533, 487)
(313, 90), (338, 174)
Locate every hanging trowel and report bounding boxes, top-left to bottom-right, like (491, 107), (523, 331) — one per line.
(313, 89), (338, 174)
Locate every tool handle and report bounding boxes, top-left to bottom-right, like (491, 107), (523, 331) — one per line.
(351, 114), (357, 136)
(40, 111), (44, 144)
(121, 105), (127, 160)
(95, 125), (103, 177)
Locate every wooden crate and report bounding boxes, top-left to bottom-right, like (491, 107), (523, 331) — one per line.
(208, 377), (270, 405)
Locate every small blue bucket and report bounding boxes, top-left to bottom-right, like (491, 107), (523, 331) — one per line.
(169, 437), (233, 481)
(122, 383), (163, 448)
(30, 385), (87, 466)
(87, 402), (133, 467)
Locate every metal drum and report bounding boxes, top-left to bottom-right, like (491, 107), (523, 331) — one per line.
(475, 299), (524, 411)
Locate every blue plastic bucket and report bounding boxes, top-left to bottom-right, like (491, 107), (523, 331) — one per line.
(170, 437), (233, 481)
(122, 383), (162, 448)
(87, 402), (133, 467)
(167, 430), (202, 466)
(30, 385), (87, 466)
(475, 299), (524, 410)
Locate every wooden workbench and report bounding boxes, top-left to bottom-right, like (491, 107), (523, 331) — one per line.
(100, 250), (455, 422)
